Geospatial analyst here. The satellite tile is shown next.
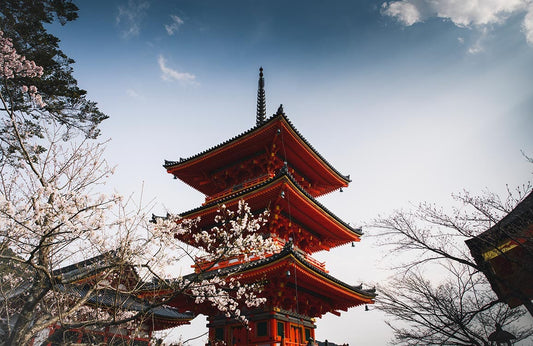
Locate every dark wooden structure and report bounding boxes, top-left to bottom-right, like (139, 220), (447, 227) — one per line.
(466, 191), (533, 310)
(38, 253), (193, 345)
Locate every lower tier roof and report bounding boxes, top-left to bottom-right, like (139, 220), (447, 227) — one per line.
(165, 244), (375, 318)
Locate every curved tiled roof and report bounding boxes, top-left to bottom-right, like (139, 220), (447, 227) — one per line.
(466, 191), (533, 252)
(163, 113), (350, 183)
(59, 284), (194, 322)
(179, 167), (362, 237)
(183, 243), (376, 299)
(52, 250), (133, 284)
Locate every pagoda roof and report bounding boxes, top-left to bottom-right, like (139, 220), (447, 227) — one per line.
(178, 169), (362, 252)
(172, 243), (375, 317)
(465, 191), (533, 308)
(164, 113), (350, 197)
(218, 243), (375, 297)
(466, 191), (533, 253)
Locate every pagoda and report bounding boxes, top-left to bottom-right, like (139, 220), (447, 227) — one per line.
(164, 68), (376, 345)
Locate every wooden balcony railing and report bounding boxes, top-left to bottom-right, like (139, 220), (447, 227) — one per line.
(204, 173), (275, 205)
(193, 238), (327, 273)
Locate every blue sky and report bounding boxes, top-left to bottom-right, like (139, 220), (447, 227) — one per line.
(49, 0), (533, 344)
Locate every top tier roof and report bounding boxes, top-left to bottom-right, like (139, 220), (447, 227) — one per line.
(164, 111), (351, 198)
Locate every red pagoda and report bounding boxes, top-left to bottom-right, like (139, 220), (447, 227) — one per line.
(164, 68), (376, 345)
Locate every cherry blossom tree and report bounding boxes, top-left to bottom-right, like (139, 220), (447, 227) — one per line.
(0, 31), (276, 345)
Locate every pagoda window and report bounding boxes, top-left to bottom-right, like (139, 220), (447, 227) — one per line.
(256, 321), (268, 337)
(305, 328), (312, 341)
(277, 321), (285, 338)
(215, 327), (225, 341)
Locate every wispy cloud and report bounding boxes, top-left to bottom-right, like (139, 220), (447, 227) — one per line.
(467, 39), (484, 54)
(524, 3), (533, 44)
(116, 0), (150, 39)
(381, 0), (533, 45)
(157, 55), (197, 85)
(465, 28), (490, 54)
(165, 15), (184, 35)
(126, 89), (141, 98)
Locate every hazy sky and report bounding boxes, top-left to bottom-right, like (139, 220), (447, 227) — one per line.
(49, 0), (533, 344)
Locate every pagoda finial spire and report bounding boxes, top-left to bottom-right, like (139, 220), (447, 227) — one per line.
(256, 67), (266, 126)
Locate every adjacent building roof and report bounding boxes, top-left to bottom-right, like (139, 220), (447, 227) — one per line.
(466, 191), (533, 254)
(465, 191), (533, 307)
(59, 284), (194, 330)
(1, 252), (194, 332)
(53, 250), (129, 284)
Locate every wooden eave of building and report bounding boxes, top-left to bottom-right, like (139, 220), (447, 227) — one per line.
(49, 254), (195, 331)
(465, 191), (533, 307)
(207, 306), (316, 328)
(177, 170), (361, 253)
(466, 191), (533, 256)
(60, 284), (194, 331)
(52, 250), (141, 287)
(164, 113), (350, 198)
(166, 244), (375, 318)
(237, 248), (376, 315)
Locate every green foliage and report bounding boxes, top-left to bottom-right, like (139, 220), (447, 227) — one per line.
(0, 0), (107, 145)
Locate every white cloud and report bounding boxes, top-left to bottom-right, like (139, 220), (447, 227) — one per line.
(523, 3), (533, 44)
(382, 1), (422, 26)
(382, 0), (533, 44)
(157, 55), (197, 85)
(433, 0), (526, 27)
(165, 15), (184, 35)
(116, 0), (150, 38)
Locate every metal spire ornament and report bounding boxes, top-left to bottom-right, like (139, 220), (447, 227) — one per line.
(256, 67), (266, 125)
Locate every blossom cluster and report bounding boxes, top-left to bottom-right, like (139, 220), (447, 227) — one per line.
(0, 30), (46, 107)
(0, 169), (112, 258)
(188, 276), (266, 323)
(191, 200), (280, 262)
(148, 200), (278, 323)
